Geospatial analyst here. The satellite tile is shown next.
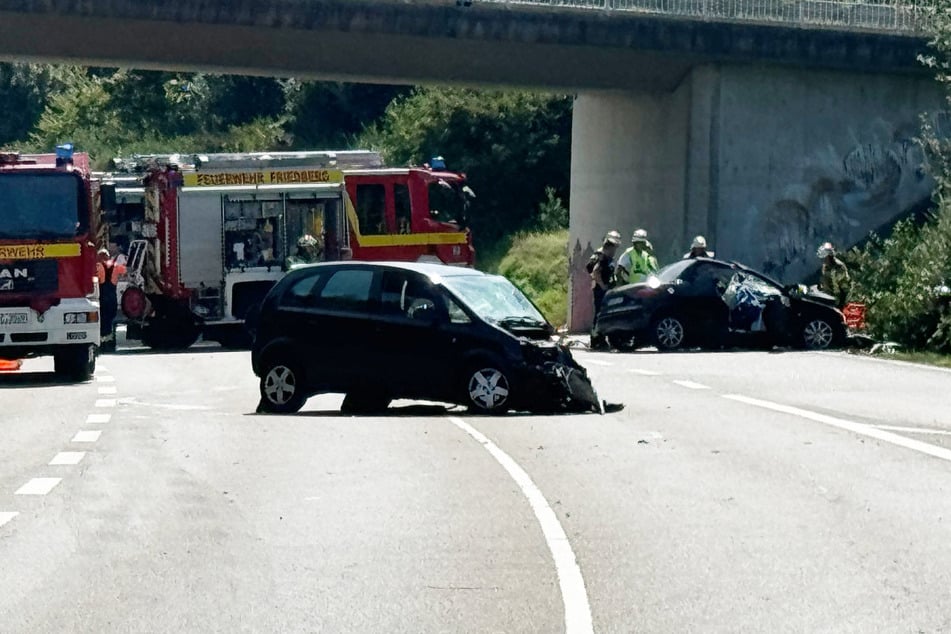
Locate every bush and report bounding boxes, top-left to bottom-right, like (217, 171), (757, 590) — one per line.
(497, 229), (569, 327)
(845, 202), (951, 351)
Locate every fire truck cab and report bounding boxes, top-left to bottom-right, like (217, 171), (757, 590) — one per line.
(105, 150), (475, 350)
(0, 146), (103, 380)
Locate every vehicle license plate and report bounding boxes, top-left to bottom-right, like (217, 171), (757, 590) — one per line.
(0, 312), (28, 325)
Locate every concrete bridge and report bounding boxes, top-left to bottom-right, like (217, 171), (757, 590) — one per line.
(0, 0), (941, 329)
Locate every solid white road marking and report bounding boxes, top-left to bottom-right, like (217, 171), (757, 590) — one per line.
(724, 394), (951, 463)
(628, 369), (662, 376)
(0, 512), (17, 527)
(86, 413), (111, 424)
(49, 452), (86, 466)
(673, 380), (710, 390)
(813, 351), (951, 375)
(448, 416), (593, 634)
(581, 359), (612, 367)
(72, 431), (102, 443)
(15, 478), (61, 496)
(872, 424), (951, 436)
(95, 375), (116, 383)
(95, 399), (116, 408)
(97, 386), (117, 395)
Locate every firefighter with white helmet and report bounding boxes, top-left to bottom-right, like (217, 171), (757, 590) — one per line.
(616, 228), (658, 285)
(286, 234), (322, 268)
(816, 241), (851, 307)
(683, 235), (713, 259)
(587, 230), (622, 349)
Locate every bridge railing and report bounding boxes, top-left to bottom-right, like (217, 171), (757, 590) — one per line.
(476, 0), (935, 34)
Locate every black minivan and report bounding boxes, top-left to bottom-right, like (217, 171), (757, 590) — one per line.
(250, 262), (602, 414)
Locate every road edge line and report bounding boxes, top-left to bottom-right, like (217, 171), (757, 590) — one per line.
(447, 416), (594, 634)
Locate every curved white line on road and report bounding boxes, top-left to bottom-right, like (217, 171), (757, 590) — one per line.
(724, 394), (951, 463)
(448, 416), (593, 634)
(0, 512), (17, 528)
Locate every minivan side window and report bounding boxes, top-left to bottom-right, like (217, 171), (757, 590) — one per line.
(379, 271), (439, 320)
(281, 272), (324, 308)
(318, 269), (374, 311)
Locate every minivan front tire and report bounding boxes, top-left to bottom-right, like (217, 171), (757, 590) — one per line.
(464, 364), (512, 414)
(258, 359), (306, 414)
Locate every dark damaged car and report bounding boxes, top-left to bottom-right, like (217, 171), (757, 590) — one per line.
(594, 257), (848, 352)
(251, 262), (605, 414)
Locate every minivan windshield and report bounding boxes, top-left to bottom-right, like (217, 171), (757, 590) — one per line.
(441, 274), (547, 326)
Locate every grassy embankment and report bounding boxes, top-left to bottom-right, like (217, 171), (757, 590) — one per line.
(479, 230), (569, 329)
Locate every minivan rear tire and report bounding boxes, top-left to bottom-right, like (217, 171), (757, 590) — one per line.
(258, 358), (306, 414)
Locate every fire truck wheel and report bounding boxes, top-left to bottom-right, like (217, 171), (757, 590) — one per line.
(141, 316), (201, 350)
(54, 344), (96, 382)
(258, 359), (306, 414)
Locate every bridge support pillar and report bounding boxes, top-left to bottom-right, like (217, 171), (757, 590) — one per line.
(568, 65), (940, 334)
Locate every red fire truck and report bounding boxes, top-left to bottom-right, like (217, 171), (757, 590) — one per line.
(0, 145), (105, 380)
(106, 150), (475, 349)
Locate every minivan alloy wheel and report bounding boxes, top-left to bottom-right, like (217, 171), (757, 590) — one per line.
(468, 368), (510, 411)
(264, 364), (297, 405)
(803, 318), (834, 349)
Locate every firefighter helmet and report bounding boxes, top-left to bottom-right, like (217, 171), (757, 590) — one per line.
(817, 242), (835, 258)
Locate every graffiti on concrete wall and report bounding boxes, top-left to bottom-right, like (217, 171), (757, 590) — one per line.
(753, 119), (933, 282)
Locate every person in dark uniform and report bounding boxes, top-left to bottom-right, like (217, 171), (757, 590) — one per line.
(587, 230), (621, 350)
(96, 249), (126, 353)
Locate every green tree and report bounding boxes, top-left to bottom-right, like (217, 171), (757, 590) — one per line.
(359, 87), (572, 249)
(0, 63), (51, 147)
(284, 81), (408, 149)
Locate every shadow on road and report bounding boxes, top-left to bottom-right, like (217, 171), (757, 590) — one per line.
(250, 403), (618, 418)
(0, 371), (85, 388)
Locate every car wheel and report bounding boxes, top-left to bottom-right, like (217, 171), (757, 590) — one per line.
(652, 315), (687, 351)
(801, 317), (839, 350)
(341, 392), (391, 415)
(464, 365), (511, 414)
(258, 359), (306, 414)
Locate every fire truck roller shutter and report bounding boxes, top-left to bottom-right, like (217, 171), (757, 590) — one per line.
(178, 191), (225, 289)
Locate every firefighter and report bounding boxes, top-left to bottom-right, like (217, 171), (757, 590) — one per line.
(816, 242), (851, 308)
(286, 234), (322, 268)
(587, 230), (621, 350)
(615, 228), (659, 285)
(96, 248), (126, 353)
(683, 235), (713, 259)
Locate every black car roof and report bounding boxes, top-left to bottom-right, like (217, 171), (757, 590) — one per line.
(288, 261), (485, 280)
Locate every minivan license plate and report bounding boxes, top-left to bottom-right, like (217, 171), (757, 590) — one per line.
(0, 312), (28, 325)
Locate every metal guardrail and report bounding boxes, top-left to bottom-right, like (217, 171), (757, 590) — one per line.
(473, 0), (935, 34)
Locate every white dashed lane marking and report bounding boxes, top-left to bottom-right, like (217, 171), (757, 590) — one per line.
(0, 512), (18, 527)
(97, 386), (117, 395)
(72, 431), (102, 443)
(49, 452), (86, 466)
(15, 478), (62, 496)
(673, 380), (710, 390)
(581, 359), (613, 367)
(86, 414), (111, 424)
(94, 399), (116, 408)
(95, 375), (115, 383)
(628, 369), (662, 376)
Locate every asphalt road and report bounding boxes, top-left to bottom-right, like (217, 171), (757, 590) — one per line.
(1, 339), (951, 633)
